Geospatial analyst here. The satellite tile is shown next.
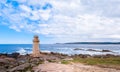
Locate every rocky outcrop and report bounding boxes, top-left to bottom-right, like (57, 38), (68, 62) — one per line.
(9, 63), (31, 72)
(0, 52), (119, 72)
(0, 52), (70, 72)
(0, 53), (44, 72)
(74, 48), (84, 50)
(102, 50), (112, 52)
(74, 48), (113, 53)
(87, 49), (99, 52)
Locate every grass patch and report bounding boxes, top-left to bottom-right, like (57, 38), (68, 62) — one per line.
(72, 57), (120, 65)
(72, 57), (120, 69)
(61, 60), (71, 64)
(48, 60), (56, 63)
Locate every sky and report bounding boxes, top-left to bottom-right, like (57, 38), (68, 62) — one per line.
(0, 0), (120, 44)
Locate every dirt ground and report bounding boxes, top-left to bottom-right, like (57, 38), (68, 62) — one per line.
(33, 62), (120, 72)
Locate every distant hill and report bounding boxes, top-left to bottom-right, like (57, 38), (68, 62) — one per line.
(64, 42), (120, 44)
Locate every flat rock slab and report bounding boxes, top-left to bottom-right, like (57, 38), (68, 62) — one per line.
(33, 63), (74, 72)
(33, 63), (120, 72)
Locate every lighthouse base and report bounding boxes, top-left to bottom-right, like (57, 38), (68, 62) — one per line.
(32, 52), (41, 57)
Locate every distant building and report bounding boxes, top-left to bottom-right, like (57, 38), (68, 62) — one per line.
(32, 35), (40, 57)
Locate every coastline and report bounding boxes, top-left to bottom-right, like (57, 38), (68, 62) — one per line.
(0, 44), (120, 56)
(0, 52), (120, 72)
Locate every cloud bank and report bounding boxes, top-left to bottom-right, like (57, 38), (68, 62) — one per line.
(0, 0), (120, 42)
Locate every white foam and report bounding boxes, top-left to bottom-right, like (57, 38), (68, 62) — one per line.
(16, 48), (32, 55)
(25, 47), (32, 50)
(41, 50), (51, 53)
(16, 48), (27, 55)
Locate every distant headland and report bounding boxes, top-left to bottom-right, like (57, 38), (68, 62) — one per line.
(57, 42), (120, 44)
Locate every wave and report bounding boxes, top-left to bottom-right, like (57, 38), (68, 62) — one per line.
(41, 50), (51, 53)
(16, 48), (32, 55)
(25, 47), (32, 50)
(15, 47), (120, 55)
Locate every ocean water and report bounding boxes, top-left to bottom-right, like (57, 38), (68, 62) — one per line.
(0, 44), (120, 55)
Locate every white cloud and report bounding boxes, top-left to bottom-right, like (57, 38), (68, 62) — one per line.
(15, 0), (27, 3)
(30, 11), (40, 20)
(9, 25), (21, 32)
(20, 5), (31, 12)
(110, 35), (120, 38)
(39, 9), (51, 21)
(1, 0), (120, 42)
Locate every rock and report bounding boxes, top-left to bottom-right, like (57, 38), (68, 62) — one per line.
(4, 57), (16, 62)
(87, 49), (99, 52)
(0, 53), (8, 56)
(86, 49), (112, 52)
(106, 54), (115, 57)
(26, 71), (32, 72)
(93, 54), (117, 58)
(0, 55), (7, 58)
(71, 54), (91, 58)
(74, 48), (84, 50)
(9, 63), (30, 72)
(30, 63), (36, 67)
(102, 50), (112, 52)
(0, 59), (9, 65)
(30, 58), (39, 64)
(0, 68), (7, 72)
(93, 55), (103, 58)
(7, 53), (20, 58)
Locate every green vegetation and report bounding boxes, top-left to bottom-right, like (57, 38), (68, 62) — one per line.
(24, 65), (34, 72)
(39, 60), (44, 64)
(48, 60), (57, 63)
(72, 57), (120, 65)
(60, 57), (120, 69)
(72, 57), (120, 69)
(61, 60), (71, 64)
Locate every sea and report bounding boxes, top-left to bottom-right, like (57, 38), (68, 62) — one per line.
(0, 44), (120, 55)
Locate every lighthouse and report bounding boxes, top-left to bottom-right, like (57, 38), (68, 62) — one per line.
(32, 35), (40, 57)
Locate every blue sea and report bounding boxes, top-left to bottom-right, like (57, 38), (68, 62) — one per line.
(0, 44), (120, 55)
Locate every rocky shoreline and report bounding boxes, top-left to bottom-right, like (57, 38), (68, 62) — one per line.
(74, 48), (115, 52)
(0, 52), (69, 72)
(0, 52), (120, 72)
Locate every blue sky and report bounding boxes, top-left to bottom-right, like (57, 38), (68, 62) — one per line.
(0, 0), (120, 44)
